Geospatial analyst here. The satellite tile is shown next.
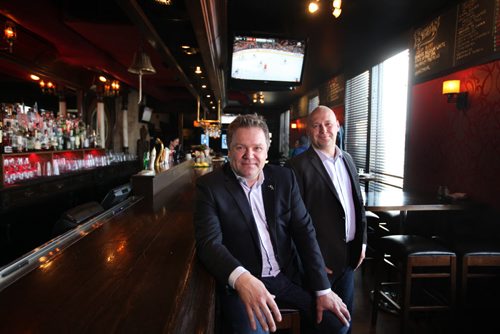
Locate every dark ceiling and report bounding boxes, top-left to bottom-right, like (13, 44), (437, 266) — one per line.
(0, 0), (463, 115)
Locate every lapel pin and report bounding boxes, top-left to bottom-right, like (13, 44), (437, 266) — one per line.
(268, 185), (274, 191)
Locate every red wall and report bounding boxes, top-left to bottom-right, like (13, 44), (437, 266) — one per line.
(406, 60), (500, 209)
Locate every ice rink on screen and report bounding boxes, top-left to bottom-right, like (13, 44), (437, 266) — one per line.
(231, 48), (303, 82)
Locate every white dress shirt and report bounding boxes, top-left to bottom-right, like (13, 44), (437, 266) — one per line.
(313, 146), (356, 242)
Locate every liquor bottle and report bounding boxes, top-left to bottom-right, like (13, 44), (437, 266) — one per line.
(0, 120), (3, 152)
(3, 120), (12, 153)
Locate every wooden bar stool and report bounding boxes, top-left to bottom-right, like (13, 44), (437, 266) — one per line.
(371, 235), (456, 333)
(449, 238), (500, 308)
(276, 309), (300, 334)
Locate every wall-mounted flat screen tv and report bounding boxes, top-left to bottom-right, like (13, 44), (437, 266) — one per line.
(139, 106), (153, 123)
(221, 133), (228, 150)
(201, 134), (209, 147)
(230, 34), (306, 87)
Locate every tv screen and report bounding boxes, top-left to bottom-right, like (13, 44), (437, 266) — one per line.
(230, 34), (306, 85)
(221, 134), (228, 150)
(139, 106), (153, 123)
(201, 134), (209, 147)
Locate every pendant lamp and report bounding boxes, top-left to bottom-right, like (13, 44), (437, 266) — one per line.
(128, 49), (156, 104)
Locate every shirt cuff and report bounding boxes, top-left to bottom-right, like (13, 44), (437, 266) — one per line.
(315, 288), (332, 297)
(228, 266), (249, 289)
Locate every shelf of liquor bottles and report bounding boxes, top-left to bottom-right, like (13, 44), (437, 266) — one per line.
(0, 148), (109, 187)
(1, 102), (101, 153)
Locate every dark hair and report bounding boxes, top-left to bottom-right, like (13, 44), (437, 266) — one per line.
(227, 114), (270, 149)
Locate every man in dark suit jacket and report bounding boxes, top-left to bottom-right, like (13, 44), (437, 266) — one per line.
(194, 114), (351, 334)
(287, 105), (367, 332)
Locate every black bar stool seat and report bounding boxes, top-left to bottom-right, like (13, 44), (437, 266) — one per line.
(371, 235), (457, 333)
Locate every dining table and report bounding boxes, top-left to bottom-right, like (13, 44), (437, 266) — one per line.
(363, 190), (471, 233)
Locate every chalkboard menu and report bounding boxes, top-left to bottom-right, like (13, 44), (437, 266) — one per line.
(319, 74), (345, 107)
(413, 0), (500, 79)
(455, 0), (497, 66)
(414, 8), (456, 78)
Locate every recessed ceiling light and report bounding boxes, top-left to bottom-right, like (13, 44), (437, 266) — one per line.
(30, 74), (40, 81)
(201, 84), (207, 89)
(181, 45), (190, 49)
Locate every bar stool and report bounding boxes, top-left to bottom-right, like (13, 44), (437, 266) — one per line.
(365, 212), (381, 255)
(449, 238), (500, 308)
(371, 235), (456, 333)
(376, 210), (401, 234)
(276, 309), (300, 334)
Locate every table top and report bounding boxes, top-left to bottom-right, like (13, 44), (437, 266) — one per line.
(364, 190), (469, 212)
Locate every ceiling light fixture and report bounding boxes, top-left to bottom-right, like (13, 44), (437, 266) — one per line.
(195, 66), (202, 74)
(3, 20), (16, 53)
(155, 0), (172, 5)
(307, 0), (342, 18)
(332, 0), (342, 18)
(128, 48), (156, 104)
(308, 1), (320, 13)
(253, 92), (265, 104)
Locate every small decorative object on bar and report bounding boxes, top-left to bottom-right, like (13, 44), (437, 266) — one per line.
(442, 79), (468, 110)
(192, 144), (210, 168)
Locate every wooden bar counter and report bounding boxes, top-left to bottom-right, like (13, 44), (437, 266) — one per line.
(0, 161), (215, 333)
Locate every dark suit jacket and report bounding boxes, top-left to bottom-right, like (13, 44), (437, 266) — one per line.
(193, 163), (330, 292)
(287, 147), (367, 278)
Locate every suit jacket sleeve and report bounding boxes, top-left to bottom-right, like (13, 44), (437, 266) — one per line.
(285, 168), (331, 290)
(193, 174), (243, 286)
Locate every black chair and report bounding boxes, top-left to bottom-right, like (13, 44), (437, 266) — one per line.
(371, 235), (456, 334)
(364, 211), (381, 273)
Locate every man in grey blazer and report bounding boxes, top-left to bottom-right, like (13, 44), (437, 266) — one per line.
(287, 105), (368, 332)
(194, 114), (351, 333)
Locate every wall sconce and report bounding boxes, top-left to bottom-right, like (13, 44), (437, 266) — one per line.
(3, 20), (16, 53)
(442, 80), (468, 110)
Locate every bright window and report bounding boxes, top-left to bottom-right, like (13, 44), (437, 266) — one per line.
(345, 49), (409, 190)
